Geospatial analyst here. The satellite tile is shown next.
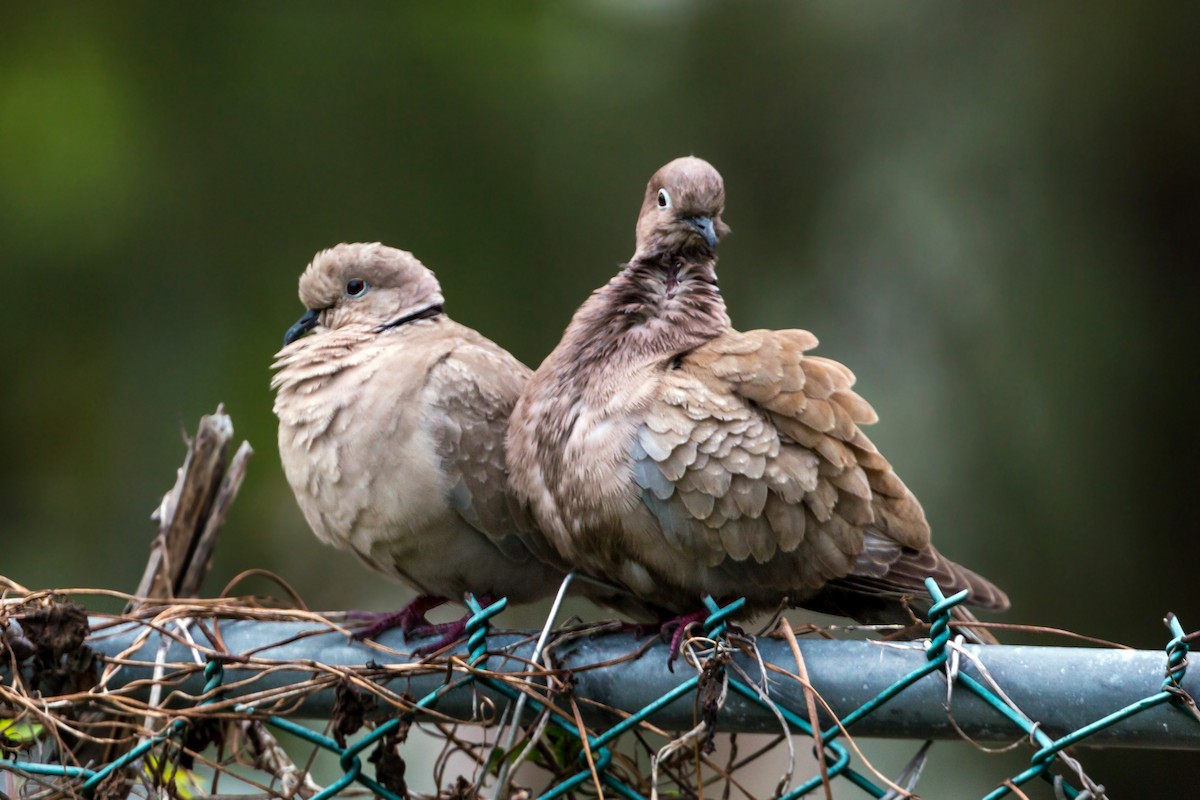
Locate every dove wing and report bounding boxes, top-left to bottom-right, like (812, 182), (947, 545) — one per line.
(633, 328), (1008, 610)
(426, 326), (565, 569)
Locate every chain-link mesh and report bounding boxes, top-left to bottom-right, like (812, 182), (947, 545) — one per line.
(2, 578), (1197, 799)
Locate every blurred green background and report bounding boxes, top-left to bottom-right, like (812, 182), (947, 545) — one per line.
(2, 2), (1197, 796)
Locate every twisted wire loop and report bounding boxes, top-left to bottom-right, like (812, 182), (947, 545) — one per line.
(918, 580), (1085, 799)
(2, 586), (1199, 798)
(259, 597), (514, 800)
(1161, 613), (1200, 722)
(971, 604), (1195, 799)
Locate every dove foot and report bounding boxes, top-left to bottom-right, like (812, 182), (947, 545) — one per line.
(408, 593), (497, 656)
(351, 595), (449, 641)
(408, 617), (471, 656)
(659, 604), (746, 671)
(660, 608), (711, 671)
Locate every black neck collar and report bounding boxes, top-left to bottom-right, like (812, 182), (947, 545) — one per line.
(377, 303), (444, 332)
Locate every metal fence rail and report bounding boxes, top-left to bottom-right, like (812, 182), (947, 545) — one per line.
(3, 583), (1198, 798)
(51, 611), (1200, 748)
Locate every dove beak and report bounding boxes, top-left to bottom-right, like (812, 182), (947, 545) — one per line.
(687, 216), (719, 249)
(283, 308), (320, 346)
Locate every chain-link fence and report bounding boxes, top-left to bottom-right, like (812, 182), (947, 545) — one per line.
(2, 577), (1197, 799)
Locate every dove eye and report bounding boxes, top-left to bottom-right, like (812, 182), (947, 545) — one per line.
(657, 189), (671, 209)
(345, 279), (368, 297)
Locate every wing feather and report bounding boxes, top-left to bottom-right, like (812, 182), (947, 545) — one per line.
(427, 331), (558, 566)
(627, 327), (1005, 610)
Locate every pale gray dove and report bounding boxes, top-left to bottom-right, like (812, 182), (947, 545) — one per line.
(272, 242), (566, 648)
(507, 157), (1008, 646)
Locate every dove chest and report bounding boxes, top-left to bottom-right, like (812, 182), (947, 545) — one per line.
(537, 372), (660, 556)
(276, 357), (450, 558)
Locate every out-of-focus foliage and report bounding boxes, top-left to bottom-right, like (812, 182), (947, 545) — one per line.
(1, 3), (1196, 795)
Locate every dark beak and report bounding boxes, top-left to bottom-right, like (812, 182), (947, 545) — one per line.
(687, 216), (719, 249)
(283, 308), (320, 346)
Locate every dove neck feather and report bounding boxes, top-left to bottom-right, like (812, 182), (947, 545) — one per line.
(271, 311), (444, 400)
(556, 252), (729, 378)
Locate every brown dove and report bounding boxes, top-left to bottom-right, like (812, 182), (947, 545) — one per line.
(507, 157), (1008, 645)
(272, 242), (566, 648)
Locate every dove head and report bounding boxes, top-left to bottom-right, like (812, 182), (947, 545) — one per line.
(634, 156), (730, 261)
(284, 242), (445, 345)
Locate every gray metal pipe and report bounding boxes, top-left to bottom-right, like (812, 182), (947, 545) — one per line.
(31, 617), (1200, 750)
